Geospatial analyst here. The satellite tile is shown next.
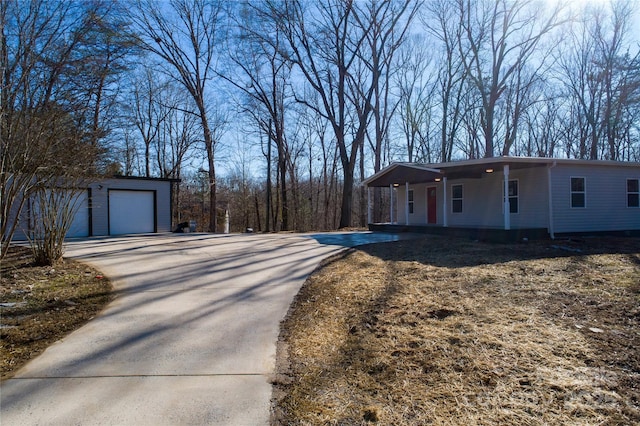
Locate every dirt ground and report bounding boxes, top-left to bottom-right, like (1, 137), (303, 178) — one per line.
(272, 236), (640, 425)
(1, 246), (113, 380)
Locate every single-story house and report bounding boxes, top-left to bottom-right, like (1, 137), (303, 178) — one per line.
(363, 157), (640, 240)
(11, 176), (176, 240)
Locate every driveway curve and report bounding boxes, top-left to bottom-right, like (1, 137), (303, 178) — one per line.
(1, 232), (414, 425)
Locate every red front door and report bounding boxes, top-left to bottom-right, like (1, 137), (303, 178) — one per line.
(427, 187), (437, 224)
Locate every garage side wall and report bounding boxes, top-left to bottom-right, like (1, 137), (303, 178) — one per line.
(90, 178), (172, 236)
(9, 189), (91, 241)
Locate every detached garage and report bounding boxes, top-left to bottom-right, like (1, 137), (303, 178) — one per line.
(8, 176), (175, 241)
(90, 177), (174, 236)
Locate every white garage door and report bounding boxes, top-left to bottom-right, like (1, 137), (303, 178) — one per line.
(109, 190), (155, 235)
(67, 190), (90, 238)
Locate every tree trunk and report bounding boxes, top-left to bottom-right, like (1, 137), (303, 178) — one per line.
(359, 139), (366, 227)
(200, 107), (217, 233)
(339, 162), (355, 229)
(266, 130), (271, 232)
(278, 142), (288, 231)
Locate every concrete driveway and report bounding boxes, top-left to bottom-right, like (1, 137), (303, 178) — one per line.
(0, 232), (413, 425)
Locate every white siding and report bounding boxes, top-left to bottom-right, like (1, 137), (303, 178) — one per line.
(66, 190), (90, 238)
(447, 176), (503, 227)
(395, 167), (550, 229)
(509, 167), (549, 229)
(397, 183), (428, 224)
(551, 165), (640, 233)
(444, 168), (549, 229)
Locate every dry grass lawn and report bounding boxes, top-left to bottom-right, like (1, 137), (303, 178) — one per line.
(272, 236), (640, 425)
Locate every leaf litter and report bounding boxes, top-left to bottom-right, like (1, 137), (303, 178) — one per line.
(1, 246), (113, 380)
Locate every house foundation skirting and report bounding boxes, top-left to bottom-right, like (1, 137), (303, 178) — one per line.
(368, 224), (550, 243)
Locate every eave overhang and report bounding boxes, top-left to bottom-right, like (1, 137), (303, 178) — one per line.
(363, 163), (443, 187)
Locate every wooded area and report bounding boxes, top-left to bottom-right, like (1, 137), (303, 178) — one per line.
(2, 0), (639, 239)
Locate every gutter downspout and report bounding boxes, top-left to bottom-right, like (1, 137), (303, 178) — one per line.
(547, 161), (557, 239)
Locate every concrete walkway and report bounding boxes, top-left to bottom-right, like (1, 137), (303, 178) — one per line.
(0, 232), (413, 425)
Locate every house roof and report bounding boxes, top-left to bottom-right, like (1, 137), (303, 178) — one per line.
(363, 157), (640, 187)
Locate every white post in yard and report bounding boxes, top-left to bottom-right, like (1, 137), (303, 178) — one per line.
(443, 176), (448, 227)
(389, 184), (394, 224)
(405, 182), (410, 225)
(367, 186), (373, 225)
(503, 164), (510, 230)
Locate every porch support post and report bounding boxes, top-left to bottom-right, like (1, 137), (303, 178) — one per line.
(442, 177), (448, 227)
(367, 186), (373, 225)
(547, 161), (557, 239)
(405, 182), (410, 225)
(389, 184), (394, 224)
(503, 164), (510, 230)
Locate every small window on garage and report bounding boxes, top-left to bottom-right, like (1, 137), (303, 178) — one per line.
(628, 179), (639, 208)
(571, 177), (586, 208)
(408, 189), (414, 214)
(452, 184), (463, 213)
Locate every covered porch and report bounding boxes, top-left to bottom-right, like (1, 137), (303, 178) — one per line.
(363, 158), (553, 241)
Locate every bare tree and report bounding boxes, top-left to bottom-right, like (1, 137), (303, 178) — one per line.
(120, 129), (140, 175)
(556, 1), (640, 160)
(359, 0), (421, 226)
(296, 95), (340, 230)
(79, 1), (138, 154)
(455, 0), (563, 158)
(130, 67), (170, 177)
(222, 2), (293, 230)
(424, 0), (469, 162)
(498, 62), (546, 156)
(155, 91), (200, 180)
(516, 86), (564, 158)
(262, 0), (361, 228)
(594, 1), (640, 160)
(558, 8), (604, 159)
(26, 179), (89, 265)
(263, 0), (418, 228)
(1, 0), (108, 259)
(395, 35), (436, 163)
(131, 0), (224, 232)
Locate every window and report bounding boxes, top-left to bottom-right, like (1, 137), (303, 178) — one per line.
(504, 180), (519, 214)
(408, 189), (414, 214)
(628, 179), (639, 208)
(452, 184), (463, 213)
(571, 177), (586, 208)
